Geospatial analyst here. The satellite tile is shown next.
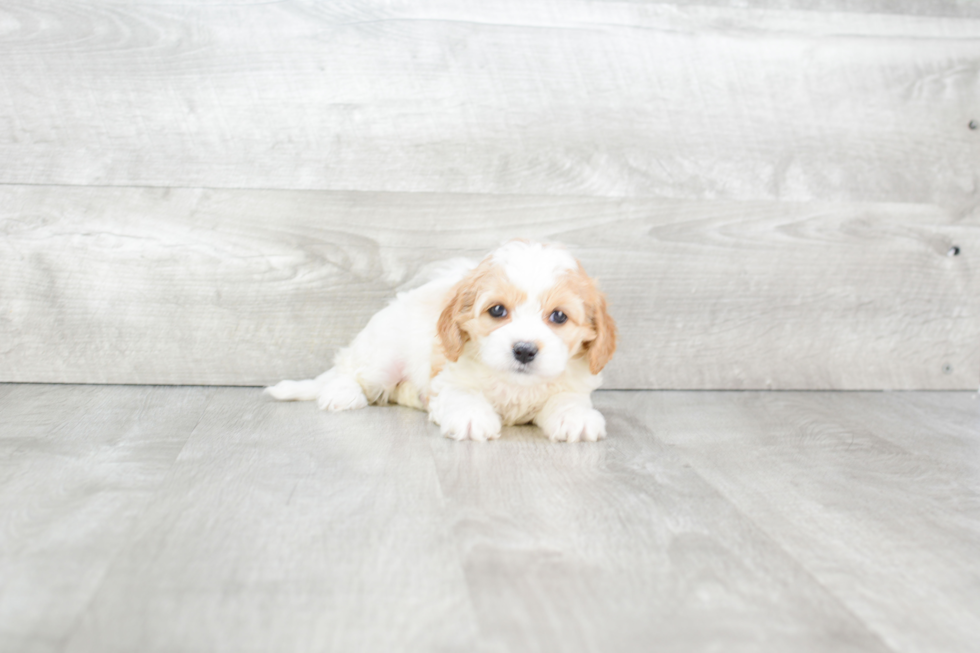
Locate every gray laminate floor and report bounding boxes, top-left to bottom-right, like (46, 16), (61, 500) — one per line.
(1, 385), (978, 653)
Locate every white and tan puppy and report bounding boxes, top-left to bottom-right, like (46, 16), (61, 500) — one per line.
(266, 240), (617, 442)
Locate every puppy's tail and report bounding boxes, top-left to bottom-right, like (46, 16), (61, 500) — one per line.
(264, 378), (322, 401)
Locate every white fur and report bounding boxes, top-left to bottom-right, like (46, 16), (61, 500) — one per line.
(478, 305), (568, 381)
(493, 241), (577, 298)
(266, 241), (609, 442)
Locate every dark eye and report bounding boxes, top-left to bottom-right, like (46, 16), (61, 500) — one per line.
(488, 304), (507, 318)
(549, 310), (567, 324)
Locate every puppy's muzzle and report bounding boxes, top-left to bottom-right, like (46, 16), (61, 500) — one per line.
(512, 342), (538, 364)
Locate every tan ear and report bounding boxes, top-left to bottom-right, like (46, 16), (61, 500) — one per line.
(586, 289), (617, 374)
(437, 284), (468, 362)
(439, 266), (490, 362)
(437, 259), (495, 362)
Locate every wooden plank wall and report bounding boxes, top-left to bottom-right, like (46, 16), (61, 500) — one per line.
(1, 0), (978, 389)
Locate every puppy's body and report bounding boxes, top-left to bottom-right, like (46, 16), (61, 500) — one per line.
(267, 241), (616, 442)
(265, 259), (468, 410)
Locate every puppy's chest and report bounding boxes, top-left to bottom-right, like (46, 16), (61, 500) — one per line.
(480, 381), (559, 426)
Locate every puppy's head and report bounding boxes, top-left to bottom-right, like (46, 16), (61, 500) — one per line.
(437, 241), (616, 383)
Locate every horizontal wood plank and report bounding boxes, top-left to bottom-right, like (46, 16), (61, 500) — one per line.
(1, 185), (976, 389)
(0, 1), (978, 207)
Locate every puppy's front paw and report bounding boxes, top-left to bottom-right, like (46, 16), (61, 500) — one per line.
(316, 375), (369, 412)
(541, 407), (606, 443)
(433, 406), (502, 442)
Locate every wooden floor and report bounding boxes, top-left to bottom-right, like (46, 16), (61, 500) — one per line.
(1, 385), (978, 653)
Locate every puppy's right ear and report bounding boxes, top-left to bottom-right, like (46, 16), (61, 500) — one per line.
(438, 260), (491, 363)
(437, 281), (468, 362)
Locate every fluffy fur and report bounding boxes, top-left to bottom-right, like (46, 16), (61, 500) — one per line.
(266, 241), (617, 442)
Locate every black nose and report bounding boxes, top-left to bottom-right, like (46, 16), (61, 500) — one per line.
(513, 342), (538, 364)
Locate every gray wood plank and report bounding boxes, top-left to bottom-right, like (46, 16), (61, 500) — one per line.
(1, 185), (977, 389)
(640, 0), (980, 17)
(426, 413), (892, 653)
(0, 384), (212, 653)
(3, 384), (980, 652)
(62, 389), (480, 653)
(0, 1), (977, 207)
(826, 393), (980, 494)
(611, 391), (980, 653)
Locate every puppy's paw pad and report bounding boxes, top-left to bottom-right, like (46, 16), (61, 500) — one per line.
(316, 378), (368, 412)
(546, 408), (606, 443)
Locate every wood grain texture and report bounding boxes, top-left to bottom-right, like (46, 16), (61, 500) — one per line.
(0, 384), (213, 653)
(425, 417), (890, 653)
(1, 185), (977, 389)
(60, 388), (478, 653)
(0, 1), (978, 207)
(615, 391), (980, 653)
(2, 384), (979, 652)
(640, 0), (980, 17)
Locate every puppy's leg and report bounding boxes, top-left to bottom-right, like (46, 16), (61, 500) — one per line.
(264, 376), (323, 401)
(534, 393), (606, 443)
(266, 368), (369, 411)
(428, 387), (501, 442)
(315, 368), (370, 412)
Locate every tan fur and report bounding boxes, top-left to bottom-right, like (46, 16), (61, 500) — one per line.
(465, 282), (526, 340)
(429, 348), (446, 379)
(436, 289), (467, 363)
(539, 264), (617, 373)
(539, 275), (591, 358)
(436, 259), (526, 362)
(583, 280), (617, 374)
(439, 256), (617, 375)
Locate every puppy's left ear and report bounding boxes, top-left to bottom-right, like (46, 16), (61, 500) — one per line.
(586, 288), (618, 374)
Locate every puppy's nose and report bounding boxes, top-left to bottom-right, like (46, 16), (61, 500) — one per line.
(513, 342), (538, 364)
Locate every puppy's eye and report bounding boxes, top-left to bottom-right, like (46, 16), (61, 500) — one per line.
(549, 309), (567, 324)
(488, 304), (507, 318)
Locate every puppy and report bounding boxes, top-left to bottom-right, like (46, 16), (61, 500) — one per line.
(266, 240), (616, 442)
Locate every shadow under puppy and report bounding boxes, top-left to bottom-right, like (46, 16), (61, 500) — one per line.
(267, 240), (617, 442)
